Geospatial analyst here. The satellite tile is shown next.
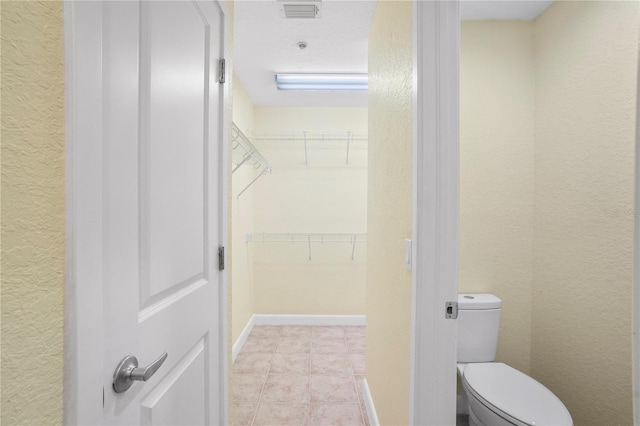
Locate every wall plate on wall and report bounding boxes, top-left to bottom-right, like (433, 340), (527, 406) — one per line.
(405, 239), (412, 271)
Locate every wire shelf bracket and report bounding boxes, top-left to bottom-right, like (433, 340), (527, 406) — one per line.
(232, 123), (272, 198)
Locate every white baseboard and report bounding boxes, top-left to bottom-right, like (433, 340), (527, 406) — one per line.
(252, 314), (366, 326)
(362, 378), (380, 426)
(232, 314), (366, 362)
(232, 316), (255, 363)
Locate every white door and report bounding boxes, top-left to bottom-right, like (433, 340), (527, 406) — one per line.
(99, 1), (226, 424)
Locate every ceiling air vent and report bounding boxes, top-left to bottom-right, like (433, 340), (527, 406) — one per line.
(279, 1), (321, 19)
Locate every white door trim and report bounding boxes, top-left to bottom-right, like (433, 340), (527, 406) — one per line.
(62, 1), (230, 423)
(410, 1), (460, 425)
(63, 2), (104, 423)
(633, 47), (640, 426)
(217, 2), (231, 423)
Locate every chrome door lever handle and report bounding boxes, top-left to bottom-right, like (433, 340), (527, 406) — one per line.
(112, 352), (168, 393)
(130, 352), (168, 381)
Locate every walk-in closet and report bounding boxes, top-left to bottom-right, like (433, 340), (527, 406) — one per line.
(233, 107), (367, 318)
(230, 96), (369, 425)
(229, 2), (375, 423)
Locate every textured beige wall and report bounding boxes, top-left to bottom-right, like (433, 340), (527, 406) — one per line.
(531, 2), (638, 425)
(252, 107), (367, 315)
(233, 77), (254, 137)
(460, 21), (535, 374)
(366, 1), (412, 424)
(231, 77), (256, 342)
(1, 1), (65, 424)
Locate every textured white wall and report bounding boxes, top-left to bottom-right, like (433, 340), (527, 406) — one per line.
(366, 1), (413, 424)
(460, 21), (535, 375)
(532, 2), (638, 425)
(251, 107), (368, 315)
(231, 77), (256, 342)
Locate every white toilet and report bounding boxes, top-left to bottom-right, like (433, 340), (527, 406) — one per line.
(457, 294), (573, 426)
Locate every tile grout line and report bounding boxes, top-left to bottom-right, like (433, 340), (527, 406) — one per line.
(344, 326), (367, 426)
(242, 325), (366, 426)
(309, 326), (314, 423)
(248, 326), (282, 426)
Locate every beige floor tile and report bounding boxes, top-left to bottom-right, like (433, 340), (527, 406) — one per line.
(242, 336), (278, 353)
(277, 336), (312, 353)
(361, 404), (370, 426)
(350, 354), (366, 375)
(233, 326), (368, 424)
(281, 325), (313, 337)
(232, 403), (256, 426)
(310, 353), (352, 375)
(313, 326), (345, 339)
(233, 352), (273, 374)
(270, 352), (310, 374)
(250, 325), (282, 338)
(312, 337), (348, 354)
(233, 374), (266, 403)
(354, 376), (366, 404)
(253, 403), (310, 426)
(310, 404), (363, 426)
(346, 337), (365, 354)
(261, 374), (310, 403)
(344, 326), (366, 339)
(310, 375), (358, 403)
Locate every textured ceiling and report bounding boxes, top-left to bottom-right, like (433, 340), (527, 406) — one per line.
(234, 0), (376, 107)
(234, 1), (553, 107)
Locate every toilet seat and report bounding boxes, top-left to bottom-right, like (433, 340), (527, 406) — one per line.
(462, 363), (573, 426)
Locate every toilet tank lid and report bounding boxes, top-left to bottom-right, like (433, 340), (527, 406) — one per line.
(457, 294), (502, 310)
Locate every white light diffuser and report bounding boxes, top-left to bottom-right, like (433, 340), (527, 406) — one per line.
(274, 73), (368, 92)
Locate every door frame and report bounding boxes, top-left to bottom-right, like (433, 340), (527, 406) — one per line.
(411, 5), (640, 424)
(409, 1), (460, 424)
(634, 50), (640, 426)
(64, 0), (460, 423)
(62, 1), (231, 423)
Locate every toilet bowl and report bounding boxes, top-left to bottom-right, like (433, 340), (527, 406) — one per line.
(457, 294), (573, 426)
(458, 362), (572, 426)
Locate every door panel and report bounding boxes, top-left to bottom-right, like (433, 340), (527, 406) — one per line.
(140, 338), (207, 426)
(101, 1), (224, 424)
(141, 1), (208, 303)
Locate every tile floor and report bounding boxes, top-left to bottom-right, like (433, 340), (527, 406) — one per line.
(232, 325), (369, 426)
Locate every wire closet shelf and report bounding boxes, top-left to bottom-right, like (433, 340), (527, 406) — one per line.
(246, 232), (367, 260)
(253, 131), (367, 167)
(232, 123), (272, 198)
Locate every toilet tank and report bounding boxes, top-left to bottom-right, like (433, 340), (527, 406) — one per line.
(457, 294), (502, 363)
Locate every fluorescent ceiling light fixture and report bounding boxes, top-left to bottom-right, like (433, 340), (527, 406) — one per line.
(274, 73), (368, 92)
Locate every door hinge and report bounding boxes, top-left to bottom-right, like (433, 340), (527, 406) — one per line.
(218, 246), (225, 271)
(445, 301), (458, 319)
(218, 59), (226, 84)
